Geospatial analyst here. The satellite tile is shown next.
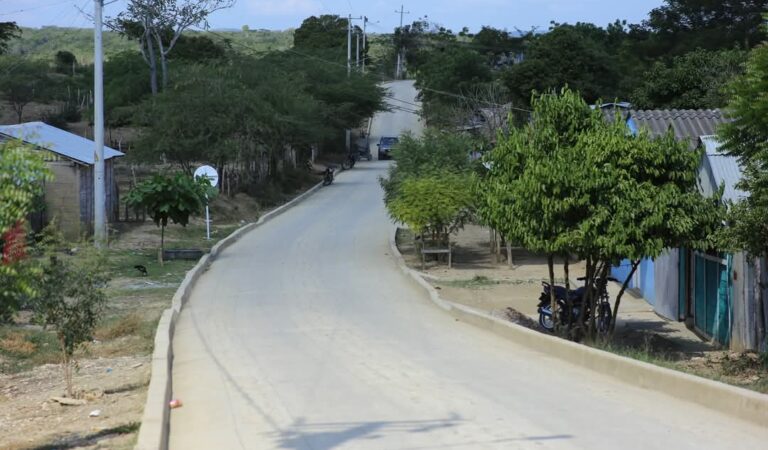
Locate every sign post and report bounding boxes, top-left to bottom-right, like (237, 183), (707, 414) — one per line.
(194, 165), (219, 241)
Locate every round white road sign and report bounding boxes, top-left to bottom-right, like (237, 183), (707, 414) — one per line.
(194, 165), (219, 187)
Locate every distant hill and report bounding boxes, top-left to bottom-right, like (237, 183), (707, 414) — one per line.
(7, 26), (295, 64)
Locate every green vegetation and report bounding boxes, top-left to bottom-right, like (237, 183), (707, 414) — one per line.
(719, 41), (768, 351)
(389, 0), (768, 127)
(124, 173), (211, 263)
(6, 26), (293, 64)
(475, 88), (723, 339)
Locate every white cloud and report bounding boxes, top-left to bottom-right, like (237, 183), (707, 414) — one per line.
(245, 0), (322, 16)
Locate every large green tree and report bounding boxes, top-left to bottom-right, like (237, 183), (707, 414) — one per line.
(636, 0), (768, 57)
(478, 88), (721, 338)
(719, 43), (768, 350)
(631, 49), (747, 109)
(502, 24), (622, 105)
(0, 22), (21, 54)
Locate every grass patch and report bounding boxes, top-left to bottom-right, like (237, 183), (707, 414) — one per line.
(94, 314), (143, 340)
(0, 327), (62, 373)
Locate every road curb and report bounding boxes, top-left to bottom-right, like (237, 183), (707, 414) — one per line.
(134, 180), (327, 450)
(388, 228), (768, 428)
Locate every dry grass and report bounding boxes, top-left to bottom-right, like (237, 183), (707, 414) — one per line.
(94, 314), (143, 340)
(0, 333), (37, 356)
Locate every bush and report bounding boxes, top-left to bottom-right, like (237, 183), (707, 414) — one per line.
(388, 172), (474, 243)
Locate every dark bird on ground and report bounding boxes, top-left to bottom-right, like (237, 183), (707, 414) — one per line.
(134, 265), (148, 276)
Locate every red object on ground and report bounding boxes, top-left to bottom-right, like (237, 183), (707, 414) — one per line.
(2, 221), (27, 265)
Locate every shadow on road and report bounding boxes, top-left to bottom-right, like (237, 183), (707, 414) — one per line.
(274, 416), (573, 449)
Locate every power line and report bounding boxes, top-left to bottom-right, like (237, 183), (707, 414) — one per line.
(205, 28), (530, 114)
(0, 0), (73, 16)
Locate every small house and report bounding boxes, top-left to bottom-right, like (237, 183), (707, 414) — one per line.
(0, 122), (124, 240)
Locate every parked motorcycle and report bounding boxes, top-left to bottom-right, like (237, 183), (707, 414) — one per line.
(323, 166), (335, 186)
(537, 276), (615, 334)
(341, 153), (356, 170)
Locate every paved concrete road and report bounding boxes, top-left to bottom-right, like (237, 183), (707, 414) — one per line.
(170, 82), (767, 450)
(368, 80), (424, 160)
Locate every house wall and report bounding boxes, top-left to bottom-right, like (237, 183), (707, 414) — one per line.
(654, 250), (679, 320)
(45, 161), (82, 239)
(729, 253), (757, 350)
(78, 160), (119, 236)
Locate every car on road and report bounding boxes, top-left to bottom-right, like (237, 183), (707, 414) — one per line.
(377, 136), (399, 160)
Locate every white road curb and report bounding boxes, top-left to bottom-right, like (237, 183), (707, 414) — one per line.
(134, 179), (328, 450)
(388, 227), (768, 428)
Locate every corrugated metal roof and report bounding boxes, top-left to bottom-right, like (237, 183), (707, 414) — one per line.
(700, 135), (746, 202)
(0, 121), (124, 165)
(628, 109), (730, 149)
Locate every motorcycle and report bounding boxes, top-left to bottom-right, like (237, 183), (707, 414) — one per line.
(341, 153), (356, 170)
(322, 165), (335, 186)
(537, 276), (615, 334)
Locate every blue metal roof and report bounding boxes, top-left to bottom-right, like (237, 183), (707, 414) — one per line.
(700, 135), (746, 203)
(0, 121), (124, 165)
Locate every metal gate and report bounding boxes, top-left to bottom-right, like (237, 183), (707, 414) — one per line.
(693, 252), (731, 345)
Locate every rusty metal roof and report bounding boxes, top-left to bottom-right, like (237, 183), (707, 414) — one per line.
(627, 109), (731, 149)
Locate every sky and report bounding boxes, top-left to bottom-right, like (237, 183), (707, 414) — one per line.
(2, 0), (666, 33)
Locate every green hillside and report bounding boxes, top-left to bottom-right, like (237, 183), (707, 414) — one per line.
(8, 27), (295, 64)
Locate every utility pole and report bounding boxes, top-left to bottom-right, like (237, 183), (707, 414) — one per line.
(355, 29), (360, 68)
(395, 5), (409, 79)
(347, 14), (352, 77)
(93, 0), (106, 245)
(362, 16), (368, 73)
(346, 14), (363, 152)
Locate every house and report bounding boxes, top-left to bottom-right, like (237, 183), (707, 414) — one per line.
(611, 109), (731, 319)
(604, 109), (765, 349)
(679, 136), (760, 350)
(0, 122), (124, 239)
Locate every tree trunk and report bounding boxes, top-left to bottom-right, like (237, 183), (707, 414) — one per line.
(59, 336), (73, 398)
(506, 241), (513, 267)
(610, 259), (640, 334)
(548, 254), (557, 328)
(145, 30), (158, 95)
(15, 104), (23, 124)
(158, 224), (165, 266)
(757, 256), (766, 352)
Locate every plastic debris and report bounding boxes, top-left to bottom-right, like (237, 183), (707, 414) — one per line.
(169, 399), (183, 409)
(89, 409), (101, 417)
(106, 368), (113, 373)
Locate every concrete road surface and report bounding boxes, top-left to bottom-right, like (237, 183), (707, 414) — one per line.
(368, 80), (424, 160)
(169, 81), (767, 450)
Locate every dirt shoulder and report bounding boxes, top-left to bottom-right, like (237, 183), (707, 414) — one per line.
(0, 183), (319, 449)
(396, 225), (768, 394)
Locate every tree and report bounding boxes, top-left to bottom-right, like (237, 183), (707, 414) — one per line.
(0, 57), (51, 123)
(636, 0), (768, 57)
(111, 0), (235, 93)
(124, 173), (209, 263)
(477, 89), (600, 329)
(719, 43), (768, 351)
(502, 24), (622, 105)
(33, 233), (108, 398)
(381, 129), (477, 206)
(631, 49), (747, 109)
(388, 173), (474, 245)
(293, 15), (348, 53)
(477, 88), (721, 338)
(0, 140), (51, 322)
(0, 22), (21, 54)
(415, 45), (492, 123)
(54, 50), (78, 75)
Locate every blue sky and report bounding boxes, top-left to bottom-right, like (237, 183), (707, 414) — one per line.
(3, 0), (666, 32)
